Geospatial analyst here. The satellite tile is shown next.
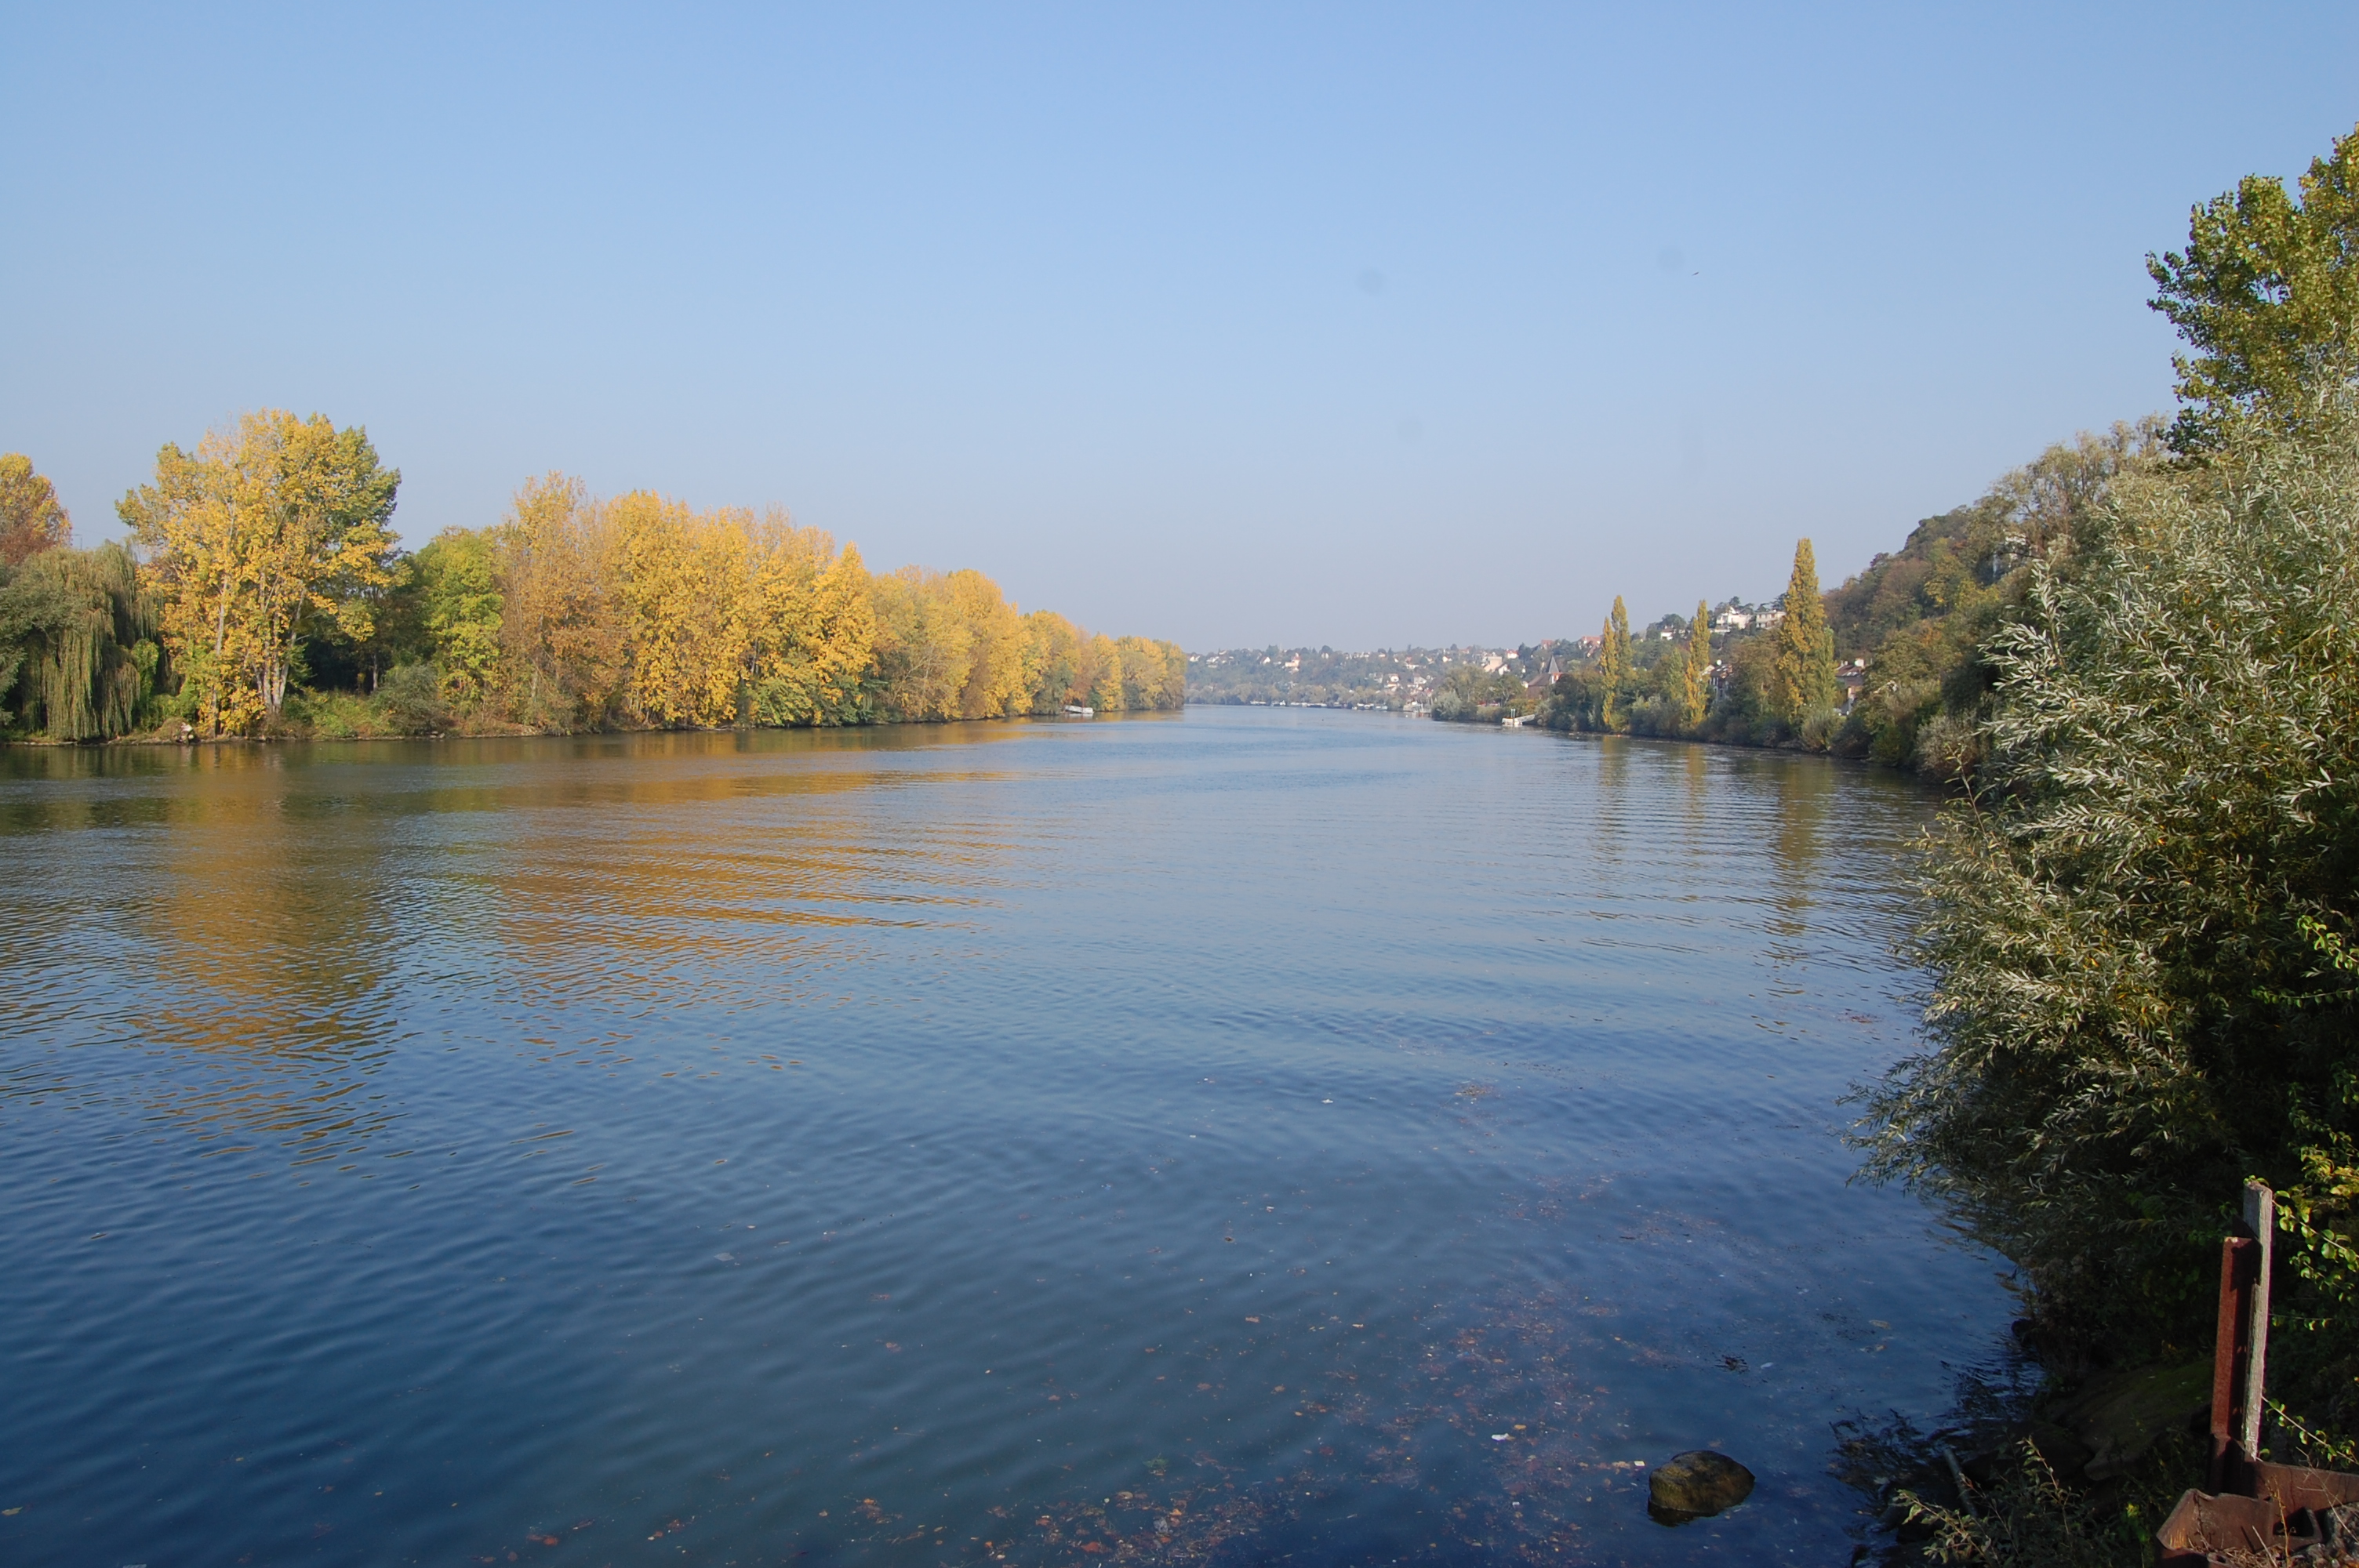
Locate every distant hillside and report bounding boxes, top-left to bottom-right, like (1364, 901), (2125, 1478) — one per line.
(1816, 417), (2165, 769)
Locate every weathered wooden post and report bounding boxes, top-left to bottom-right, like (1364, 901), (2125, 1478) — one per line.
(2239, 1181), (2274, 1462)
(2206, 1180), (2274, 1494)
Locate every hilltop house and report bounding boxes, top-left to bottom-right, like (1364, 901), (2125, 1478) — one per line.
(1838, 658), (1869, 710)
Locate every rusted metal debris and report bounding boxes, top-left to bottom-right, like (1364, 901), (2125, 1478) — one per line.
(2157, 1183), (2359, 1565)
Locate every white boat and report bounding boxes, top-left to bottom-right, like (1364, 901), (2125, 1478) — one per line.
(1063, 705), (1095, 717)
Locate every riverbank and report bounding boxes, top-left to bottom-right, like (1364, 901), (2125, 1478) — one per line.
(4, 706), (1152, 747)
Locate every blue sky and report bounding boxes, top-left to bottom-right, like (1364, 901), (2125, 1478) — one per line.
(5, 4), (2355, 649)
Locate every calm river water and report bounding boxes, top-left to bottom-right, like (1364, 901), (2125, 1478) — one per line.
(0, 707), (2012, 1566)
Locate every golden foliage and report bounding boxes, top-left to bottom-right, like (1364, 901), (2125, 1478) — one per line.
(485, 483), (887, 731)
(0, 453), (72, 566)
(122, 446), (1182, 734)
(608, 491), (754, 727)
(1117, 635), (1187, 711)
(119, 411), (398, 735)
(495, 474), (627, 730)
(747, 529), (875, 727)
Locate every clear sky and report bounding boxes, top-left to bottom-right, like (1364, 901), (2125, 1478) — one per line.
(5, 4), (2355, 651)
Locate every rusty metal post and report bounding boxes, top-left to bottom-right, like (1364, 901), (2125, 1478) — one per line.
(2210, 1234), (2259, 1494)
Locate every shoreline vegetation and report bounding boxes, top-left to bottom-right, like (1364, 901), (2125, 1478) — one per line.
(0, 450), (1182, 746)
(1184, 414), (2168, 788)
(1383, 418), (2172, 786)
(1848, 122), (2359, 1561)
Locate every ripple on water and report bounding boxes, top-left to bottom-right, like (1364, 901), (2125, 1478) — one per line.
(0, 713), (2006, 1566)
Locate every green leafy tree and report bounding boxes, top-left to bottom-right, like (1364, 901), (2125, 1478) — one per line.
(413, 528), (503, 701)
(1598, 595), (1631, 731)
(1681, 599), (1711, 731)
(1431, 663), (1528, 723)
(2149, 122), (2359, 454)
(1770, 539), (1835, 730)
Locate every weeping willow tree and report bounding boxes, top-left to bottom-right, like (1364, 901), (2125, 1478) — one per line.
(0, 543), (164, 740)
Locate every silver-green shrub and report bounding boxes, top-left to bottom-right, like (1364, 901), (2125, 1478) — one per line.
(1859, 405), (2359, 1385)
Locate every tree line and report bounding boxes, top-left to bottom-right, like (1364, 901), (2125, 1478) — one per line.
(1428, 539), (1844, 744)
(1524, 545), (1832, 741)
(0, 429), (1181, 741)
(1479, 424), (2174, 782)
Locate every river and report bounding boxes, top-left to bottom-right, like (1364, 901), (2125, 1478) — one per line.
(0, 706), (2012, 1565)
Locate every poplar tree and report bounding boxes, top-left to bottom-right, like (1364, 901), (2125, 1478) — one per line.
(1771, 539), (1835, 728)
(1598, 595), (1631, 731)
(1682, 598), (1711, 730)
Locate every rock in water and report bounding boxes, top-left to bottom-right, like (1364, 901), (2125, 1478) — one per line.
(1648, 1450), (1755, 1520)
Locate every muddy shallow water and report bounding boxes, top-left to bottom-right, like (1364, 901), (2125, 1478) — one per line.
(0, 706), (2009, 1565)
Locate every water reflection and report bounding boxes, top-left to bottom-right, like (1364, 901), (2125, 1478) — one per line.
(1768, 753), (1832, 951)
(1589, 736), (1631, 874)
(1, 746), (415, 1165)
(0, 713), (2005, 1568)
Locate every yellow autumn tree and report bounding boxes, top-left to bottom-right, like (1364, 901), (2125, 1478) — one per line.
(120, 411), (399, 734)
(494, 474), (627, 730)
(944, 568), (1030, 717)
(604, 491), (758, 727)
(1081, 633), (1125, 711)
(747, 525), (876, 726)
(1116, 636), (1187, 710)
(445, 470), (1172, 734)
(867, 569), (961, 720)
(1, 453), (72, 566)
(1022, 610), (1084, 712)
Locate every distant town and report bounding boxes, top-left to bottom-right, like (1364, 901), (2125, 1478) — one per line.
(1186, 598), (1789, 713)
